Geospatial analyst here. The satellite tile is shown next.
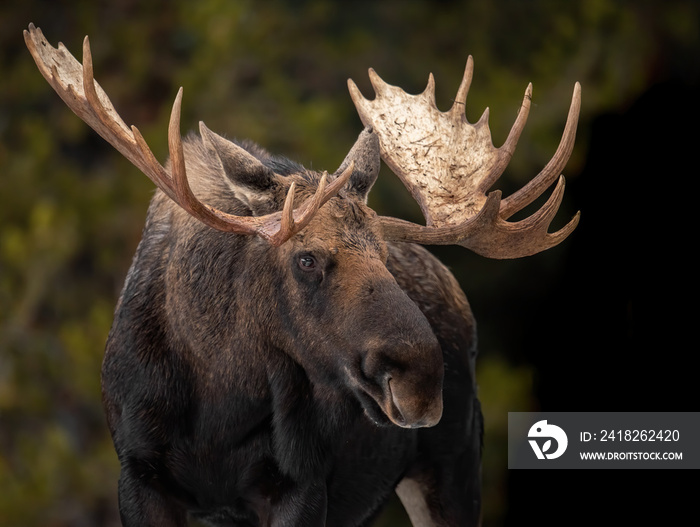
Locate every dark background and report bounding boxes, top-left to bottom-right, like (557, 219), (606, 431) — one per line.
(1, 1), (698, 525)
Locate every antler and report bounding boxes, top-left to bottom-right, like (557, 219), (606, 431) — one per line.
(348, 57), (581, 258)
(23, 24), (352, 246)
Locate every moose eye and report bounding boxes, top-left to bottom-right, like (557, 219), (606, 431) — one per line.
(298, 255), (317, 271)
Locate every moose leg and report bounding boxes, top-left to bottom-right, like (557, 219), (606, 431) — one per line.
(396, 477), (435, 527)
(397, 396), (483, 527)
(396, 456), (481, 527)
(117, 467), (188, 527)
(395, 461), (481, 527)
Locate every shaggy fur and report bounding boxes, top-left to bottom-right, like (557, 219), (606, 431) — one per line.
(103, 128), (482, 526)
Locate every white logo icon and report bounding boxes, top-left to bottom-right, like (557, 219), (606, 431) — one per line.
(528, 420), (568, 459)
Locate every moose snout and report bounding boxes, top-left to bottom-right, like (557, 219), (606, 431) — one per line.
(358, 336), (444, 429)
(387, 376), (443, 428)
(345, 273), (445, 429)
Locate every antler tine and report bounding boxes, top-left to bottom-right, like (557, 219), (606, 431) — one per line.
(499, 82), (582, 220)
(465, 176), (581, 258)
(83, 34), (184, 205)
(368, 68), (391, 98)
(168, 88), (188, 202)
(450, 56), (474, 111)
(268, 162), (355, 246)
(81, 36), (116, 133)
(25, 24), (352, 246)
(278, 181), (298, 242)
(80, 35), (132, 144)
(504, 175), (580, 254)
(423, 73), (437, 107)
(474, 82), (534, 197)
(164, 87), (240, 229)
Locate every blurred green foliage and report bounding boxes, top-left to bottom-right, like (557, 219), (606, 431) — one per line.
(1, 0), (698, 525)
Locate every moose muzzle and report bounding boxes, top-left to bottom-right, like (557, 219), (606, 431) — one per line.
(348, 286), (445, 429)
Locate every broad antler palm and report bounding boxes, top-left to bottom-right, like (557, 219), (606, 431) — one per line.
(348, 57), (581, 258)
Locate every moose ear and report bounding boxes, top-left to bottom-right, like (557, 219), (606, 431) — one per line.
(199, 122), (277, 207)
(334, 127), (380, 202)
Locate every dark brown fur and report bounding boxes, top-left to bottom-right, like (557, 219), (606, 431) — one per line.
(103, 128), (481, 526)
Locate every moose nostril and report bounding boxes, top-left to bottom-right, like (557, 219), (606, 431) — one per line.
(388, 379), (406, 425)
(385, 369), (443, 429)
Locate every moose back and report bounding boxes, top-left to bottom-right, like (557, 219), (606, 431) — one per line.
(25, 23), (580, 527)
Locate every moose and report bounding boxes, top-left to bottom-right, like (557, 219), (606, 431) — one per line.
(25, 23), (580, 527)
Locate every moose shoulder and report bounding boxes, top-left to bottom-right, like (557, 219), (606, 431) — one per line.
(25, 23), (580, 527)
